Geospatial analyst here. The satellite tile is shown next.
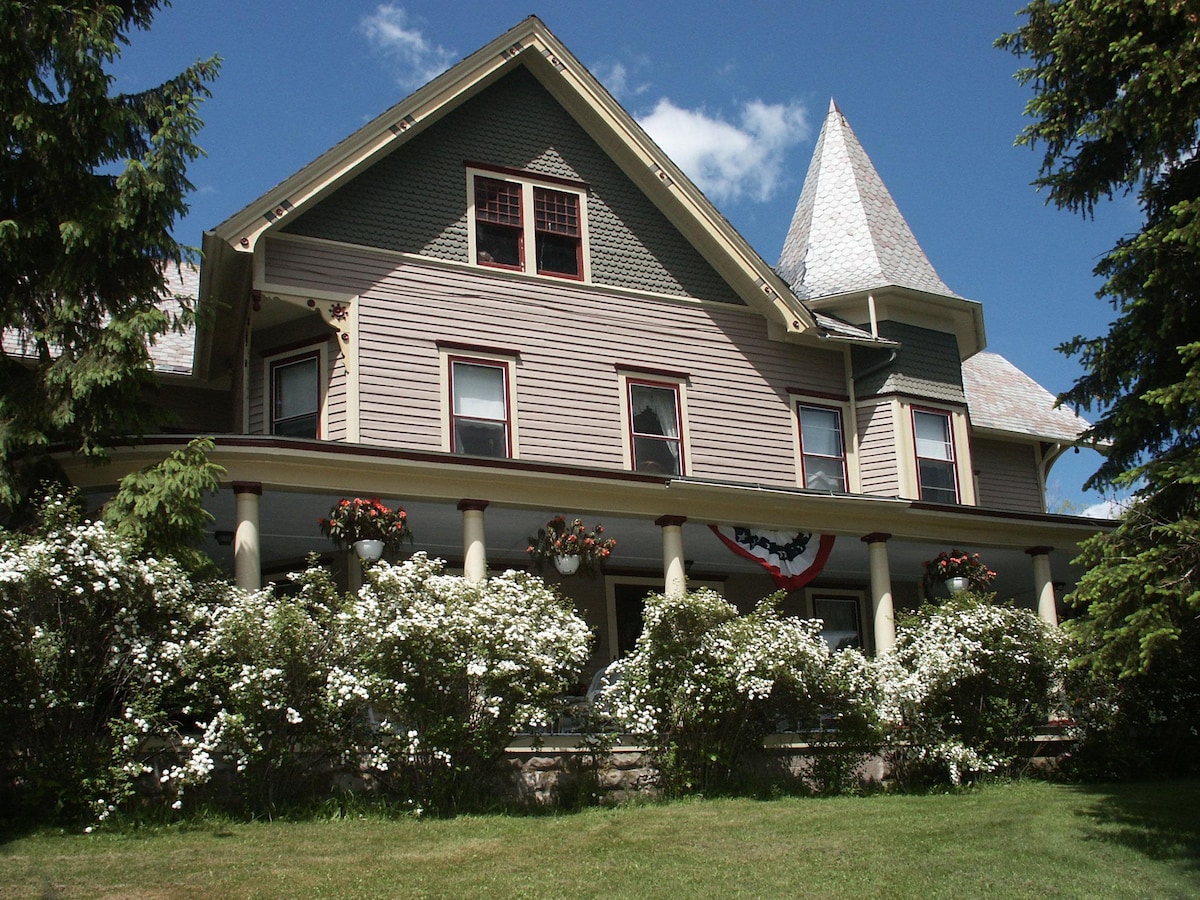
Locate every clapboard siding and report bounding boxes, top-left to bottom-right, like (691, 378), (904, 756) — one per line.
(265, 240), (846, 487)
(857, 400), (900, 497)
(972, 436), (1043, 513)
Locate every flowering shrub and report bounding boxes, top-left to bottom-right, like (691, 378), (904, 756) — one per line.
(875, 593), (1065, 786)
(923, 550), (996, 591)
(319, 497), (412, 550)
(185, 562), (363, 815)
(596, 588), (852, 795)
(339, 553), (592, 812)
(0, 491), (214, 824)
(527, 516), (615, 576)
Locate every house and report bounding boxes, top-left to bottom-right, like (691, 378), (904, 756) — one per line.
(65, 16), (1100, 667)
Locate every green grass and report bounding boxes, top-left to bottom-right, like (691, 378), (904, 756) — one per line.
(2, 781), (1197, 899)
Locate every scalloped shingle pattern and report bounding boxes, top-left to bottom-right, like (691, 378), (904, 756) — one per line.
(963, 351), (1089, 442)
(778, 101), (958, 301)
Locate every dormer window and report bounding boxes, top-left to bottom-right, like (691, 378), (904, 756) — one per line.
(467, 165), (588, 281)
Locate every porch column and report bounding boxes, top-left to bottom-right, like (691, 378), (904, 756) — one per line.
(459, 499), (489, 583)
(1026, 546), (1058, 627)
(657, 515), (687, 598)
(233, 482), (262, 591)
(862, 532), (896, 654)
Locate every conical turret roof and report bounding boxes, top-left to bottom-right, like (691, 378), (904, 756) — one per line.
(778, 100), (958, 301)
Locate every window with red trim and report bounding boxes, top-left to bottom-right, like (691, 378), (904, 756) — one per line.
(469, 168), (585, 280)
(450, 357), (510, 458)
(533, 187), (581, 277)
(628, 380), (683, 475)
(474, 177), (523, 269)
(271, 352), (320, 438)
(797, 403), (847, 492)
(912, 408), (958, 503)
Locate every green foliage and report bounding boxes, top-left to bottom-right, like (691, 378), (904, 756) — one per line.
(0, 489), (213, 825)
(101, 438), (225, 576)
(0, 2), (219, 508)
(598, 588), (868, 796)
(878, 593), (1066, 786)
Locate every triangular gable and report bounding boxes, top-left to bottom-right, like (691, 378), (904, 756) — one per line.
(205, 16), (828, 341)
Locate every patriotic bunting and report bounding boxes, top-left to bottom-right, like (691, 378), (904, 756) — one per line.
(709, 524), (835, 590)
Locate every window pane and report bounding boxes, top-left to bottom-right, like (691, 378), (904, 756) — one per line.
(630, 384), (679, 438)
(455, 419), (507, 457)
(533, 188), (579, 235)
(536, 231), (580, 277)
(453, 363), (506, 419)
(800, 406), (842, 456)
(476, 222), (521, 267)
(475, 178), (522, 225)
(919, 459), (957, 503)
(914, 411), (953, 461)
(804, 456), (845, 492)
(814, 598), (861, 650)
(273, 357), (318, 437)
(633, 436), (680, 475)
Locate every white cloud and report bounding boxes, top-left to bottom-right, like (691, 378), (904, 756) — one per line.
(637, 98), (809, 203)
(1081, 497), (1130, 519)
(359, 5), (457, 91)
(591, 60), (651, 102)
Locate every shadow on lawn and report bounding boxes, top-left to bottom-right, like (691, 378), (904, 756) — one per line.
(1072, 780), (1200, 868)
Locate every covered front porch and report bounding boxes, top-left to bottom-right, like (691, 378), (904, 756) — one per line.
(69, 436), (1103, 667)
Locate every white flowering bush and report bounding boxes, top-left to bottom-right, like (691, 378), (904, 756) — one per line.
(186, 562), (363, 815)
(0, 490), (214, 824)
(875, 593), (1066, 786)
(596, 589), (854, 795)
(340, 553), (592, 812)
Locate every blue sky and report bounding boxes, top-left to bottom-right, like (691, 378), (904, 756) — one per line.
(115, 1), (1139, 513)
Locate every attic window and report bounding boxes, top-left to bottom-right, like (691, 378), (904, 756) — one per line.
(467, 165), (588, 281)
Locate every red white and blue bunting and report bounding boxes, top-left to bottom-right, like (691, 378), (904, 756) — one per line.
(709, 525), (835, 591)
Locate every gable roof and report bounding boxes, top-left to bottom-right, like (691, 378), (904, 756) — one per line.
(778, 100), (960, 302)
(963, 351), (1090, 443)
(203, 16), (873, 346)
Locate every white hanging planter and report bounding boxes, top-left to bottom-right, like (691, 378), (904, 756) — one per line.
(945, 575), (970, 594)
(554, 554), (581, 576)
(353, 539), (385, 561)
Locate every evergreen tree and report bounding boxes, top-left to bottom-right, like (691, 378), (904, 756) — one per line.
(0, 2), (219, 509)
(1001, 2), (1200, 773)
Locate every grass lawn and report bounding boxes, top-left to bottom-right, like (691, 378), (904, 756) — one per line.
(2, 780), (1197, 899)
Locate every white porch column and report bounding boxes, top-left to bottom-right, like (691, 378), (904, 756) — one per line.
(657, 515), (687, 599)
(459, 499), (489, 583)
(233, 482), (262, 591)
(862, 532), (896, 654)
(1026, 546), (1058, 627)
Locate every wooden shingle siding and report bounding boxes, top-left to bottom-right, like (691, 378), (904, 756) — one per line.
(854, 322), (965, 403)
(265, 240), (846, 487)
(282, 65), (743, 305)
(856, 400), (900, 497)
(972, 436), (1043, 513)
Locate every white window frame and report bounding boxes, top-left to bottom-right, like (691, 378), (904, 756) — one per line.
(804, 588), (867, 653)
(264, 343), (326, 438)
(439, 346), (520, 458)
(617, 369), (691, 476)
(466, 165), (591, 282)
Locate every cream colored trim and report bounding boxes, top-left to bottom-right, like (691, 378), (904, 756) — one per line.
(438, 346), (521, 458)
(465, 165), (592, 283)
(616, 369), (692, 475)
(842, 349), (863, 493)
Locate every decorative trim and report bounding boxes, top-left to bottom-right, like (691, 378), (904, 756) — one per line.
(458, 499), (490, 512)
(1025, 545), (1054, 557)
(861, 532), (891, 544)
(710, 524), (835, 591)
(655, 515), (687, 528)
(614, 363), (690, 382)
(436, 340), (522, 359)
(786, 387), (850, 402)
(232, 481), (263, 496)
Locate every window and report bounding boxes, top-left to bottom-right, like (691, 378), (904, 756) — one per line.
(270, 352), (320, 437)
(913, 408), (958, 503)
(628, 380), (683, 475)
(449, 357), (510, 458)
(812, 595), (863, 651)
(797, 403), (847, 492)
(468, 166), (587, 280)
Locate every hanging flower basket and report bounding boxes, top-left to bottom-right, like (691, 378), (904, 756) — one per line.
(320, 497), (413, 552)
(527, 516), (615, 577)
(922, 549), (996, 597)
